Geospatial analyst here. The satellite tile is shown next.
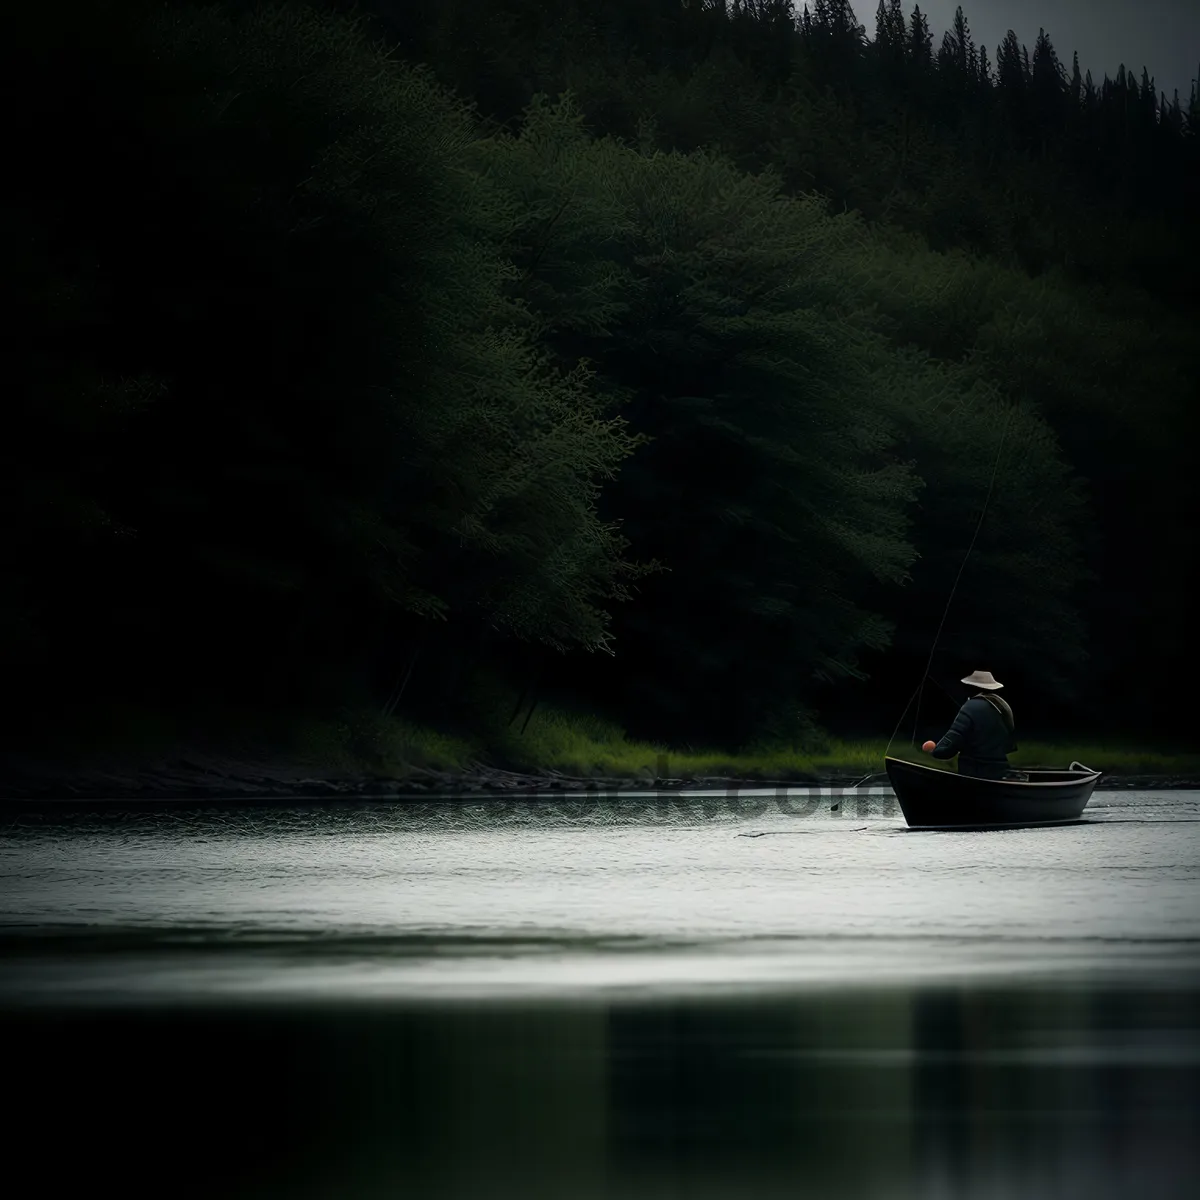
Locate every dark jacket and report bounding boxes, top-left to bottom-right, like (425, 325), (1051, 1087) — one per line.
(931, 693), (1017, 779)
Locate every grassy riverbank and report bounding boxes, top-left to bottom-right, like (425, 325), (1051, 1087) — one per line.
(8, 701), (1197, 793)
(290, 705), (1199, 782)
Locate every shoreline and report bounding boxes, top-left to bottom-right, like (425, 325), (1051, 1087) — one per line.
(2, 754), (1197, 803)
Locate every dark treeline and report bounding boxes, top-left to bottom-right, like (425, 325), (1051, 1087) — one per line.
(5, 0), (1197, 755)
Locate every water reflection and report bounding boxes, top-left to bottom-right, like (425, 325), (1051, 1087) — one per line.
(7, 985), (1198, 1198)
(5, 793), (1198, 1194)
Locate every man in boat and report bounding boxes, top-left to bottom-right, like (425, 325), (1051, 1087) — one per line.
(920, 670), (1017, 780)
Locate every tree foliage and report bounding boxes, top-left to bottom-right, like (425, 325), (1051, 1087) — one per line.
(366, 0), (1197, 737)
(5, 0), (1196, 748)
(5, 1), (635, 712)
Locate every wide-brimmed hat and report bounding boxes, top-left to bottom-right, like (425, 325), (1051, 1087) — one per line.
(961, 669), (1003, 690)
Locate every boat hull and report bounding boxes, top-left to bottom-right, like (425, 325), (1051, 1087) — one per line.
(884, 757), (1101, 829)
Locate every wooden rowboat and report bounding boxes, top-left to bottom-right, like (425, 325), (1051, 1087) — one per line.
(884, 756), (1102, 830)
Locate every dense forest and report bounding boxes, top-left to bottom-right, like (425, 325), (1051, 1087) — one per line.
(5, 0), (1197, 757)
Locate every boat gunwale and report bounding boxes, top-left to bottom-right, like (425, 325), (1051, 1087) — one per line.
(884, 756), (1102, 789)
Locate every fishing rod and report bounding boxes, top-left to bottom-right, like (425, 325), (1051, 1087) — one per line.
(846, 677), (964, 788)
(847, 402), (1016, 792)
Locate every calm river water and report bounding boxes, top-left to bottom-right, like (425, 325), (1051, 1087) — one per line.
(3, 788), (1199, 1198)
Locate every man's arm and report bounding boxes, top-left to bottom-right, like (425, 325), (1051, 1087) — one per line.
(930, 706), (973, 758)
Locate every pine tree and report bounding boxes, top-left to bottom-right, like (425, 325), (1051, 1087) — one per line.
(1122, 65), (1137, 134)
(1032, 28), (1062, 76)
(993, 31), (1028, 150)
(1069, 50), (1081, 107)
(874, 0), (889, 44)
(802, 0), (865, 90)
(1031, 27), (1066, 145)
(1140, 66), (1158, 130)
(936, 29), (954, 71)
(907, 4), (931, 67)
(952, 5), (976, 76)
(996, 31), (1024, 91)
(873, 0), (905, 83)
(810, 0), (865, 49)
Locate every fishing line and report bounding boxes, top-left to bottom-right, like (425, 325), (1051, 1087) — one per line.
(884, 401), (1017, 763)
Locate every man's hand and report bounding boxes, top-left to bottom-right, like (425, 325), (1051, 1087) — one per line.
(921, 740), (936, 753)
